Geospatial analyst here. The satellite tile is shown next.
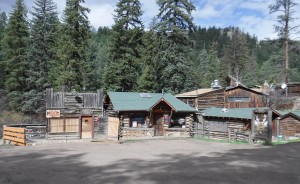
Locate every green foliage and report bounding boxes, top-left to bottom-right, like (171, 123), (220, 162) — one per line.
(24, 0), (59, 114)
(138, 30), (158, 92)
(104, 0), (144, 92)
(193, 49), (209, 87)
(258, 54), (284, 84)
(0, 12), (8, 89)
(221, 28), (249, 83)
(1, 0), (30, 111)
(202, 42), (221, 87)
(87, 27), (112, 91)
(50, 0), (92, 92)
(155, 0), (196, 93)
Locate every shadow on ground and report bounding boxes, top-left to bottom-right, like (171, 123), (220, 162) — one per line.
(0, 142), (299, 184)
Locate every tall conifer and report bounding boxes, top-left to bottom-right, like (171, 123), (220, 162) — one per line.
(1, 0), (29, 111)
(51, 0), (91, 92)
(155, 0), (196, 93)
(104, 0), (144, 92)
(22, 0), (59, 113)
(0, 12), (8, 89)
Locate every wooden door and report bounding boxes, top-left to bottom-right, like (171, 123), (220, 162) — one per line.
(81, 117), (93, 139)
(154, 113), (164, 136)
(107, 117), (120, 140)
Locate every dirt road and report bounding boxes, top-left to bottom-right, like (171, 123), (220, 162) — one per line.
(0, 139), (299, 184)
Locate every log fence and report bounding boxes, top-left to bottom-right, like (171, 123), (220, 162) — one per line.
(3, 127), (26, 146)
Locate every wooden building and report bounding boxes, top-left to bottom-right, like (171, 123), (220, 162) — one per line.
(225, 85), (268, 108)
(175, 88), (225, 110)
(286, 82), (300, 96)
(45, 88), (103, 139)
(104, 92), (197, 139)
(278, 111), (300, 139)
(195, 107), (279, 142)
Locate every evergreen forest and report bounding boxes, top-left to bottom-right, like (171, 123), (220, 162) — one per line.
(0, 0), (300, 115)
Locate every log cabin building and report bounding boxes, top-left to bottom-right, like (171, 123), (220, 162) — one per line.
(224, 85), (268, 108)
(277, 111), (300, 139)
(175, 88), (225, 110)
(104, 92), (197, 139)
(176, 84), (268, 110)
(45, 88), (103, 139)
(196, 107), (279, 142)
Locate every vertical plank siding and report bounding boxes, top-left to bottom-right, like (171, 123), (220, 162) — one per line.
(45, 88), (103, 139)
(46, 88), (103, 109)
(225, 88), (267, 108)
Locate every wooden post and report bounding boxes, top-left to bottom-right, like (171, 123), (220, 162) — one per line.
(228, 128), (231, 141)
(234, 129), (237, 142)
(249, 133), (253, 144)
(267, 110), (273, 144)
(3, 125), (6, 144)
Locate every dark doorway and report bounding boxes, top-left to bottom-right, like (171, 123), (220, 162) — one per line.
(154, 113), (164, 136)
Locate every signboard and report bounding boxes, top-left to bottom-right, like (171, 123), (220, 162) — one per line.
(46, 110), (60, 118)
(251, 109), (272, 144)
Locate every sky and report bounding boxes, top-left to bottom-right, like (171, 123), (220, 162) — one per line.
(1, 0), (300, 40)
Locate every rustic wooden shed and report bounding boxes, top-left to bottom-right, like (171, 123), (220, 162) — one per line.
(195, 107), (279, 142)
(278, 111), (300, 139)
(104, 92), (197, 139)
(45, 88), (103, 139)
(225, 85), (268, 108)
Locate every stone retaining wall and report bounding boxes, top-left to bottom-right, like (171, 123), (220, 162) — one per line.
(121, 128), (155, 139)
(164, 128), (190, 137)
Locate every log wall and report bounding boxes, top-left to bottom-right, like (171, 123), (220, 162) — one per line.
(280, 116), (300, 138)
(197, 89), (224, 110)
(194, 117), (250, 142)
(225, 88), (267, 108)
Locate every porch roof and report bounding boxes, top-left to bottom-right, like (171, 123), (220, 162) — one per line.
(107, 92), (197, 112)
(202, 107), (271, 120)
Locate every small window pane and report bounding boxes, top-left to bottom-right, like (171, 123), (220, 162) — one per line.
(228, 96), (250, 102)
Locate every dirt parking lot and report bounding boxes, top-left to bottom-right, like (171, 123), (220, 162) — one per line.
(0, 139), (299, 184)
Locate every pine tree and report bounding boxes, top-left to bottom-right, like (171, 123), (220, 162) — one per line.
(22, 0), (59, 113)
(0, 12), (8, 89)
(155, 0), (196, 93)
(269, 0), (299, 84)
(243, 50), (259, 87)
(194, 49), (209, 87)
(104, 0), (144, 92)
(1, 0), (30, 111)
(88, 27), (112, 91)
(51, 0), (91, 92)
(221, 28), (249, 82)
(138, 29), (158, 92)
(203, 42), (221, 87)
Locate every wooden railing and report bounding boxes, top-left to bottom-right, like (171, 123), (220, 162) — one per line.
(3, 127), (26, 146)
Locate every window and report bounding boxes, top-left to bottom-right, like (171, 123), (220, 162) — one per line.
(49, 118), (80, 133)
(49, 119), (64, 133)
(65, 118), (79, 132)
(227, 96), (250, 102)
(170, 115), (186, 128)
(130, 115), (146, 128)
(187, 100), (195, 107)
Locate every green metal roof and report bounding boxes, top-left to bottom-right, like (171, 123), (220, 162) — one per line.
(202, 107), (270, 120)
(280, 110), (300, 120)
(108, 92), (197, 112)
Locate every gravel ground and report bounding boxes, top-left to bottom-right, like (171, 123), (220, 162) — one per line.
(0, 139), (299, 184)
